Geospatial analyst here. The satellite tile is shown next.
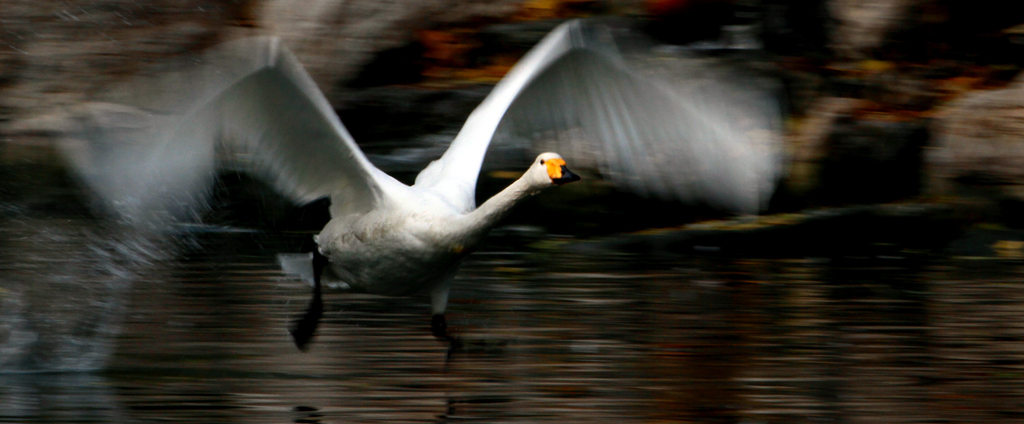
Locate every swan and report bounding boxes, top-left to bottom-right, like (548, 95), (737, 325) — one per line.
(55, 19), (783, 349)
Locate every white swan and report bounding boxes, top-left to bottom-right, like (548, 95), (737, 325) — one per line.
(56, 19), (783, 347)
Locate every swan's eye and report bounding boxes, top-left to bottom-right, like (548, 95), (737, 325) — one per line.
(540, 159), (545, 165)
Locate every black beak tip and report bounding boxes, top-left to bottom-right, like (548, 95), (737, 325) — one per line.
(553, 166), (581, 185)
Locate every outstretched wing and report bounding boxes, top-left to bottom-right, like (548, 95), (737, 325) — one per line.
(412, 19), (585, 212)
(59, 37), (389, 227)
(414, 19), (784, 214)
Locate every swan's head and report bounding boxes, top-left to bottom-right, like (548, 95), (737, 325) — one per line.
(529, 152), (580, 188)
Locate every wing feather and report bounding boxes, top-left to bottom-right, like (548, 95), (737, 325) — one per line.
(412, 21), (579, 211)
(59, 37), (388, 226)
(415, 19), (784, 213)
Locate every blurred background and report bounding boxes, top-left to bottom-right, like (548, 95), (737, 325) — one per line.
(2, 0), (1024, 423)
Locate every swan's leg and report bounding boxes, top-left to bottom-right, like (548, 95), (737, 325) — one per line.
(431, 314), (448, 339)
(429, 283), (451, 340)
(429, 279), (463, 364)
(290, 248), (328, 351)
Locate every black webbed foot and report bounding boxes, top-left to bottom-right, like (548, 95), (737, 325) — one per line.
(290, 249), (329, 351)
(431, 314), (463, 363)
(431, 314), (448, 340)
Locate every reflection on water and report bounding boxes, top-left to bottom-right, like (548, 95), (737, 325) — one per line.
(0, 218), (172, 371)
(0, 148), (177, 372)
(3, 225), (1024, 423)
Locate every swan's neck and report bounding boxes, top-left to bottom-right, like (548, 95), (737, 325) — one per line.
(459, 175), (541, 239)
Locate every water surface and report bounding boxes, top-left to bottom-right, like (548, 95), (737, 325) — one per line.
(3, 224), (1023, 423)
(2, 148), (1023, 423)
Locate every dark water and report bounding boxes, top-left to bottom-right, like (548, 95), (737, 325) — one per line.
(3, 223), (1024, 423)
(2, 147), (1024, 423)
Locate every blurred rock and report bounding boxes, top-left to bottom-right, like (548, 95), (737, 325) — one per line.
(870, 0), (1024, 65)
(828, 0), (916, 59)
(0, 0), (537, 135)
(567, 202), (958, 258)
(761, 0), (831, 56)
(819, 114), (928, 204)
(255, 0), (526, 95)
(787, 97), (866, 194)
(0, 0), (245, 129)
(928, 74), (1024, 200)
(479, 19), (566, 52)
(643, 0), (738, 45)
(335, 84), (493, 145)
(787, 96), (929, 204)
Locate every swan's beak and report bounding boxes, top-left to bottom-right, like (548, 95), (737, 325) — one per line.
(547, 158), (581, 185)
(552, 166), (580, 185)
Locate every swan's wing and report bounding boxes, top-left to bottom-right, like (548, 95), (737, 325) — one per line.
(415, 19), (784, 214)
(59, 37), (387, 226)
(499, 46), (785, 213)
(412, 20), (588, 212)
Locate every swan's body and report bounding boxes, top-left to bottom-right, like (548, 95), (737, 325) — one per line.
(56, 19), (781, 345)
(313, 153), (572, 315)
(316, 190), (469, 299)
